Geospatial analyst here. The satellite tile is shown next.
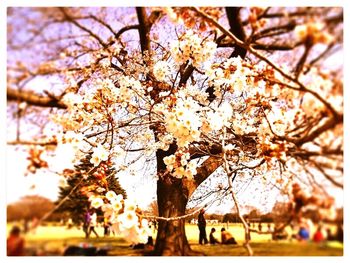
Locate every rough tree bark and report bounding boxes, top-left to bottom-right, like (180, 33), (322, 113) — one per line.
(153, 176), (194, 256)
(152, 148), (222, 255)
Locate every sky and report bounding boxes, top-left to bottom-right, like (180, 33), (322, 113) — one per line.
(5, 146), (158, 209)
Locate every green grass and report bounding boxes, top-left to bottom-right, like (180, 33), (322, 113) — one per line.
(7, 223), (343, 256)
(191, 242), (343, 256)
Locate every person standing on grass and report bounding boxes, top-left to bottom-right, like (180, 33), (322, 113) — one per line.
(88, 210), (99, 238)
(7, 226), (25, 256)
(103, 217), (110, 237)
(83, 209), (92, 238)
(197, 209), (208, 245)
(336, 224), (343, 243)
(267, 223), (272, 232)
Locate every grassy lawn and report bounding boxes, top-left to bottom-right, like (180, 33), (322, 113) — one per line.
(6, 223), (343, 256)
(191, 242), (343, 256)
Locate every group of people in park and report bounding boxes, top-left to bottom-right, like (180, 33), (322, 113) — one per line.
(7, 207), (343, 256)
(197, 209), (343, 246)
(197, 209), (237, 245)
(293, 222), (343, 243)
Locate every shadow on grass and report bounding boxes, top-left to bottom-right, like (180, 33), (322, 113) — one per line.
(26, 236), (143, 256)
(190, 241), (343, 256)
(25, 236), (343, 256)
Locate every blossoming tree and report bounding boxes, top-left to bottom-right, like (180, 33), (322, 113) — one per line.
(7, 7), (343, 255)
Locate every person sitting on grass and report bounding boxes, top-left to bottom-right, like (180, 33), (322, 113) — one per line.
(297, 225), (310, 242)
(221, 228), (237, 245)
(132, 235), (154, 250)
(313, 226), (325, 243)
(7, 226), (25, 256)
(272, 224), (288, 241)
(209, 228), (220, 244)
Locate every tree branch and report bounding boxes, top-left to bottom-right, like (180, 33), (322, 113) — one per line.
(7, 140), (57, 146)
(222, 127), (253, 256)
(187, 157), (222, 198)
(225, 7), (247, 58)
(59, 8), (107, 48)
(293, 115), (343, 146)
(312, 161), (343, 189)
(136, 7), (151, 53)
(7, 88), (67, 109)
(252, 21), (297, 41)
(115, 24), (140, 39)
(218, 41), (302, 51)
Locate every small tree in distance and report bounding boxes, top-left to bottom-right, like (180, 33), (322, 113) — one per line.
(55, 153), (127, 225)
(7, 195), (54, 231)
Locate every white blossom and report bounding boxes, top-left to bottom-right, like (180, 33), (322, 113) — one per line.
(90, 144), (109, 166)
(153, 60), (171, 81)
(90, 196), (104, 209)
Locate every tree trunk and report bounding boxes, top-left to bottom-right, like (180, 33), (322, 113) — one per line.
(150, 144), (221, 255)
(152, 175), (202, 256)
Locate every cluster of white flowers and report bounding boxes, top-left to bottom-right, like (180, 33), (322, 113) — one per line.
(62, 92), (83, 109)
(183, 85), (209, 105)
(163, 96), (202, 147)
(113, 76), (144, 106)
(153, 60), (171, 81)
(231, 111), (259, 135)
(163, 150), (197, 179)
(170, 30), (216, 67)
(89, 191), (151, 243)
(205, 102), (233, 131)
(157, 133), (174, 151)
(54, 74), (150, 134)
(90, 144), (109, 166)
(206, 57), (254, 99)
(54, 93), (97, 130)
(58, 131), (85, 150)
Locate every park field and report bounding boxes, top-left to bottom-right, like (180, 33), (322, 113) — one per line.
(6, 223), (343, 256)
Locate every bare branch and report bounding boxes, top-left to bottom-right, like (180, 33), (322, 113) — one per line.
(222, 127), (253, 256)
(115, 24), (139, 39)
(7, 140), (57, 146)
(252, 21), (296, 41)
(312, 162), (343, 189)
(136, 7), (151, 53)
(225, 7), (247, 58)
(189, 157), (222, 197)
(7, 88), (67, 109)
(59, 8), (107, 48)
